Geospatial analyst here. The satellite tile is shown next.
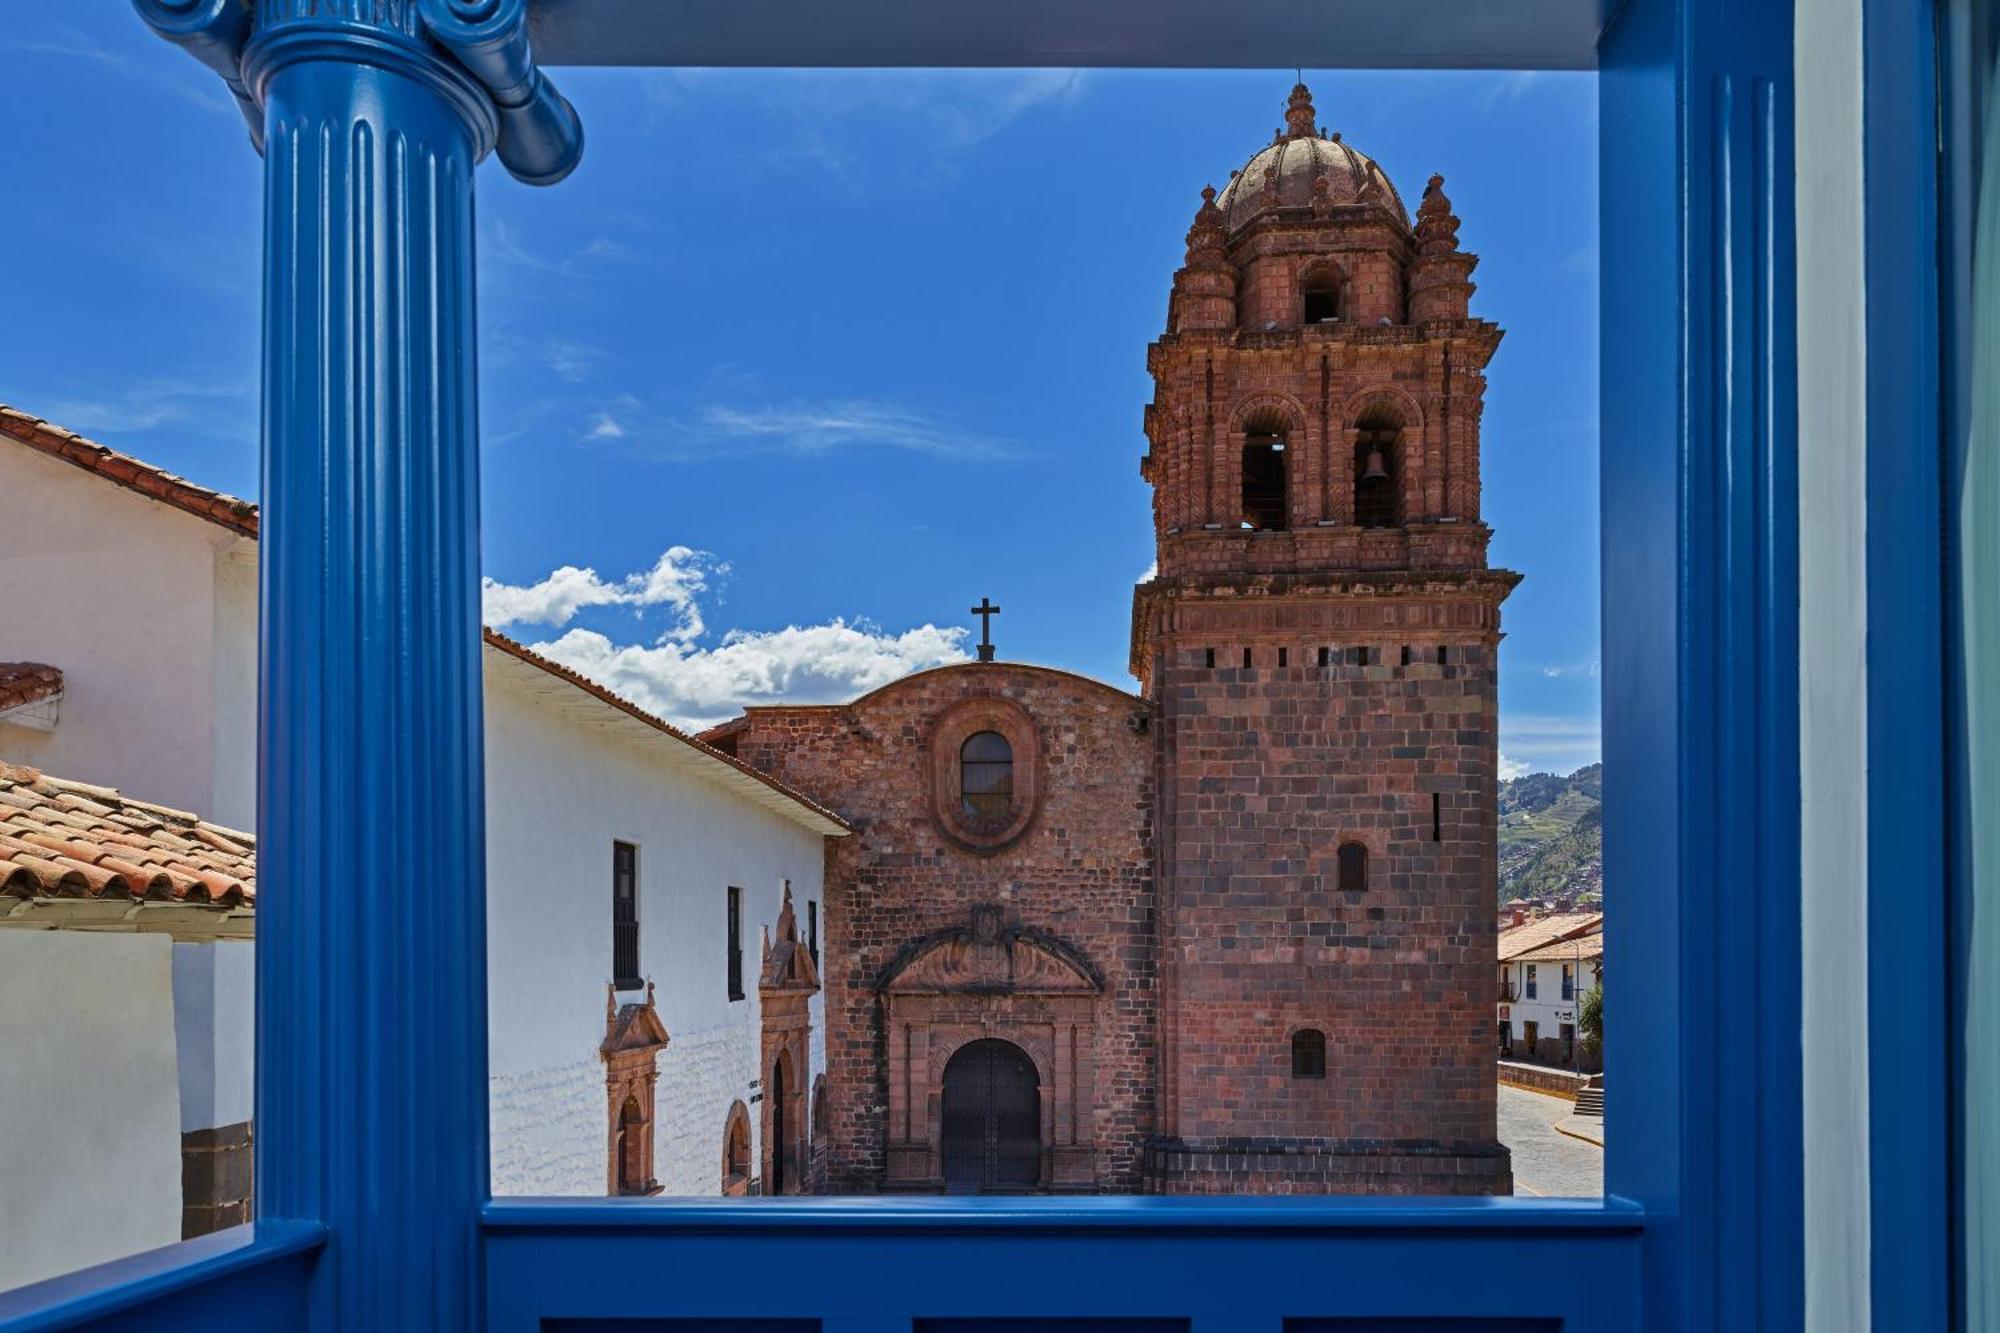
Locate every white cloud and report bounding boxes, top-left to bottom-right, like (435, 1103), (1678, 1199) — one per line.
(642, 69), (1088, 180)
(1138, 560), (1158, 583)
(9, 30), (235, 116)
(484, 220), (638, 280)
(578, 237), (637, 263)
(532, 620), (971, 732)
(1539, 659), (1600, 679)
(1498, 713), (1602, 778)
(575, 395), (1016, 461)
(13, 377), (255, 442)
(482, 547), (722, 641)
(698, 401), (1013, 460)
(543, 339), (602, 383)
(485, 547), (971, 730)
(1480, 71), (1545, 113)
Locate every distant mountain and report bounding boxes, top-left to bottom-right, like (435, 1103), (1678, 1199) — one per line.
(1498, 762), (1603, 905)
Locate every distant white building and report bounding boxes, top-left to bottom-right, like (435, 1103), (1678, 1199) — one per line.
(0, 407), (846, 1293)
(1496, 910), (1603, 1070)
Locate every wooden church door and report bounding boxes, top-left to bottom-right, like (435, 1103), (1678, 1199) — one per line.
(941, 1038), (1042, 1192)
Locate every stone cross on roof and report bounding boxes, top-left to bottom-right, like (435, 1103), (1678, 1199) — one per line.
(971, 596), (1000, 663)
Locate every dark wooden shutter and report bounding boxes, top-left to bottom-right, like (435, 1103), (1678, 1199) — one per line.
(612, 842), (639, 989)
(726, 886), (743, 1000)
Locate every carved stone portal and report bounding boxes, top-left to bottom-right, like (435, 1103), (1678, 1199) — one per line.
(878, 907), (1102, 1192)
(760, 882), (819, 1195)
(601, 983), (669, 1196)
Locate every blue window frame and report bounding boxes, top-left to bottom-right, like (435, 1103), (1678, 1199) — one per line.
(1, 0), (1961, 1329)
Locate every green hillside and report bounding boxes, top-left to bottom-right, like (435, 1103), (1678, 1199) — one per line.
(1498, 762), (1602, 904)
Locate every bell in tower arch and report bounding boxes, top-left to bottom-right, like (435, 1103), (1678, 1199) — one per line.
(1353, 412), (1404, 529)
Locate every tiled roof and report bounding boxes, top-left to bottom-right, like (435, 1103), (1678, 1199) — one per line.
(0, 405), (258, 538)
(0, 762), (254, 905)
(0, 663), (63, 712)
(1511, 929), (1604, 965)
(1497, 911), (1602, 963)
(0, 407), (848, 838)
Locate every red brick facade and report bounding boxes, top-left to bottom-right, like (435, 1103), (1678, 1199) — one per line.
(711, 665), (1156, 1193)
(709, 82), (1514, 1195)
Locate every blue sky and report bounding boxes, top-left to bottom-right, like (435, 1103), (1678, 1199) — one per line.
(4, 15), (1600, 776)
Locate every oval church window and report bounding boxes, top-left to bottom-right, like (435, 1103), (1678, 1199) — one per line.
(960, 731), (1014, 820)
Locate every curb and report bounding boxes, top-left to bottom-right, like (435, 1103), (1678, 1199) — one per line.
(1554, 1114), (1605, 1147)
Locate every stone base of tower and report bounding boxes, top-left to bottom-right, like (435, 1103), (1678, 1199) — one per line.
(1140, 1136), (1512, 1197)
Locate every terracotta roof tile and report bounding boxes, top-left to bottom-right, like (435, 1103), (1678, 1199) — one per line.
(1, 406), (259, 538)
(1511, 929), (1604, 965)
(0, 762), (254, 906)
(1497, 911), (1602, 963)
(0, 663), (63, 712)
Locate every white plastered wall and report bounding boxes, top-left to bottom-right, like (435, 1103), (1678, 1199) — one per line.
(482, 665), (828, 1197)
(0, 445), (254, 830)
(0, 931), (184, 1293)
(171, 940), (256, 1133)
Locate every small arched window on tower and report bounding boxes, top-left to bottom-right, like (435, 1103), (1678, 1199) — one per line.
(1337, 840), (1369, 893)
(1240, 409), (1291, 532)
(1301, 265), (1343, 325)
(1353, 407), (1403, 529)
(960, 731), (1014, 820)
(1292, 1028), (1328, 1079)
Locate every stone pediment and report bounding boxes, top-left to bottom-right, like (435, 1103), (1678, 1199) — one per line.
(880, 909), (1101, 997)
(601, 983), (670, 1057)
(760, 880), (820, 994)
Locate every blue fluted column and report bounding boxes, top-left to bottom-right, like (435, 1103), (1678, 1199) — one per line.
(251, 21), (493, 1329)
(131, 3), (579, 1329)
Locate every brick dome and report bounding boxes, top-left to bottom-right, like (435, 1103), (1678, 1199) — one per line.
(1211, 83), (1408, 231)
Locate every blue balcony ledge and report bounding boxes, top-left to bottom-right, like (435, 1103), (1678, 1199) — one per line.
(0, 1220), (326, 1333)
(482, 1192), (1645, 1237)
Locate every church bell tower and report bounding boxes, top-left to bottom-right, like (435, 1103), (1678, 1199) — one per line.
(1133, 83), (1520, 1195)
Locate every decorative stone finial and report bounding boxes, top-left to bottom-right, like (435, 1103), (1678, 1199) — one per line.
(1184, 186), (1227, 266)
(1417, 173), (1462, 254)
(1285, 82), (1318, 138)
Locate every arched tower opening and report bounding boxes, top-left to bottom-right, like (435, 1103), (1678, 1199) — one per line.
(1353, 407), (1404, 529)
(1240, 406), (1292, 532)
(1301, 263), (1344, 325)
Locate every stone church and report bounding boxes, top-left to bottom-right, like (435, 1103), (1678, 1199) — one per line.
(705, 83), (1520, 1196)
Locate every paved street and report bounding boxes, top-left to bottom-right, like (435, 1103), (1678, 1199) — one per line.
(1499, 1084), (1603, 1197)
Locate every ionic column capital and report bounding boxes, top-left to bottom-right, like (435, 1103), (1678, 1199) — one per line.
(132, 0), (582, 186)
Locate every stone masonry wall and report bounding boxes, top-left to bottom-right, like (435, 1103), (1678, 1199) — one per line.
(723, 664), (1156, 1193)
(1143, 613), (1509, 1195)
